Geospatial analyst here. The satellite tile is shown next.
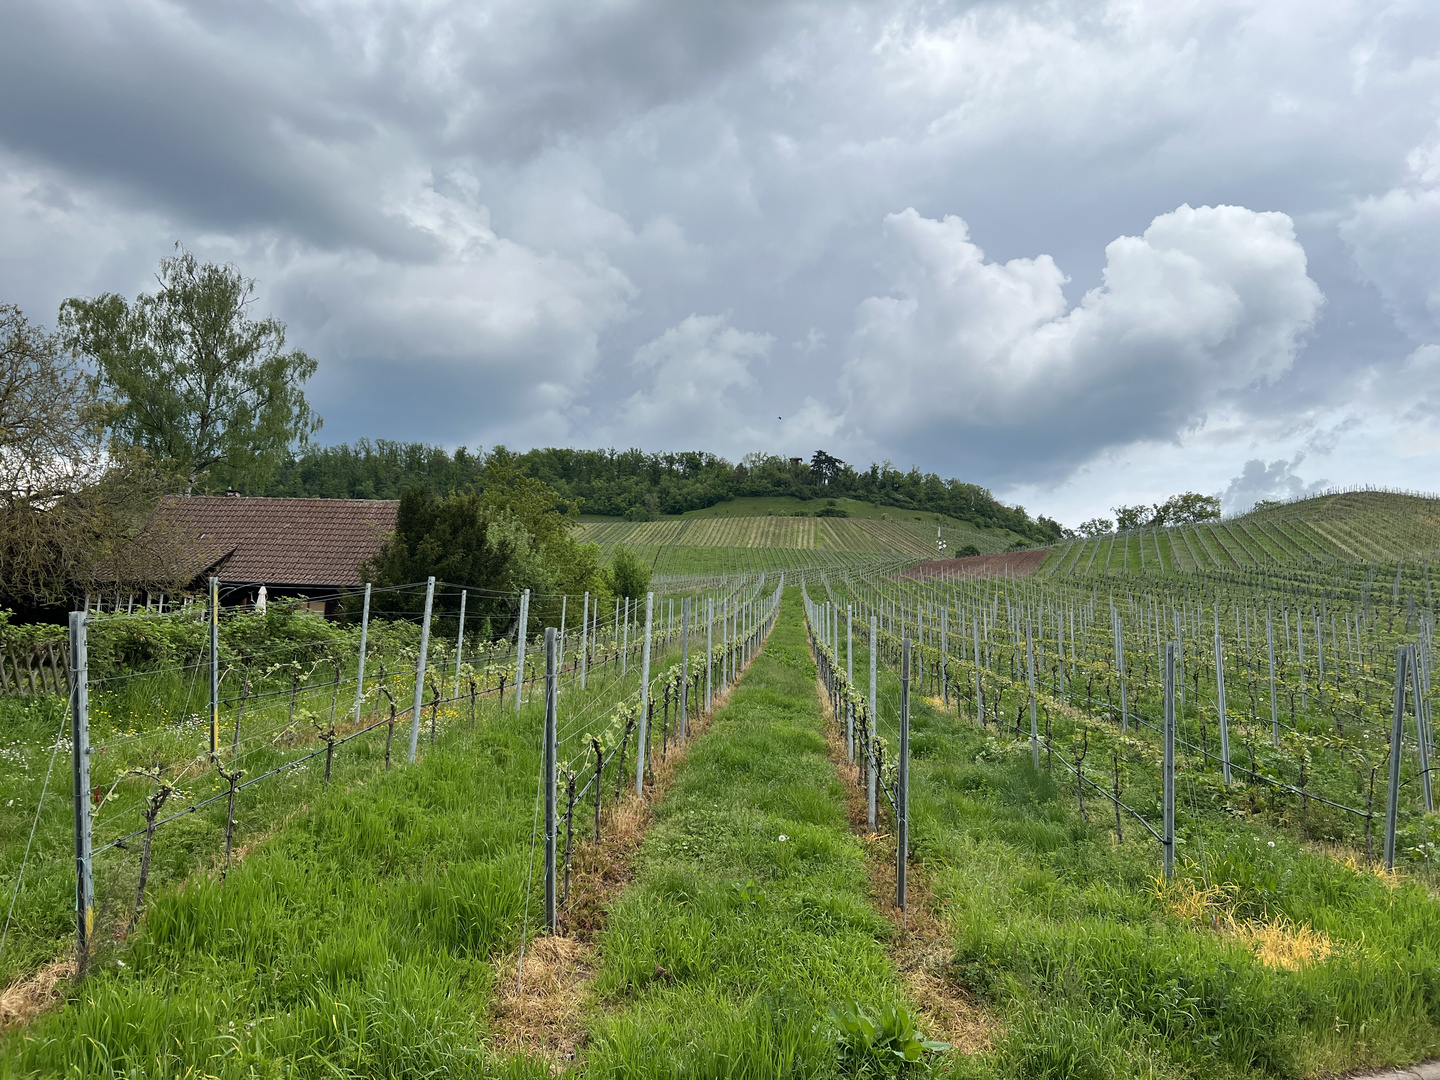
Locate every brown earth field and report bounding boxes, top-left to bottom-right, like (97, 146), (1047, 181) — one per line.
(901, 549), (1049, 579)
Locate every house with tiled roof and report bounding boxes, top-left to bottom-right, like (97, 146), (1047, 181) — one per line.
(95, 495), (398, 614)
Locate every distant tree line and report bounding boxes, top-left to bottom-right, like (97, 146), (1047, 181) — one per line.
(1076, 492), (1222, 536)
(239, 445), (1066, 544)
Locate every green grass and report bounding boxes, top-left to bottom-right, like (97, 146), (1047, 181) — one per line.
(676, 495), (976, 526)
(0, 610), (665, 992)
(642, 545), (908, 579)
(581, 494), (977, 526)
(0, 703), (543, 1077)
(12, 578), (1440, 1078)
(580, 509), (1020, 569)
(0, 614), (695, 1079)
(839, 607), (1440, 1079)
(579, 587), (922, 1078)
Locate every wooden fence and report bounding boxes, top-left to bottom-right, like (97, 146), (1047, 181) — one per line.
(1, 641), (69, 696)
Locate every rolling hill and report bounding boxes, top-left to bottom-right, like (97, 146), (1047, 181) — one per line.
(576, 495), (1032, 576)
(1039, 489), (1440, 578)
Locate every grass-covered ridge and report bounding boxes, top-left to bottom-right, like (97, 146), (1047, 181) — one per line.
(247, 444), (1063, 545)
(577, 501), (1024, 579)
(1042, 490), (1440, 577)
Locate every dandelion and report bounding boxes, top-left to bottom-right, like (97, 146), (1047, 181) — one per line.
(778, 834), (788, 842)
(1268, 841), (1276, 847)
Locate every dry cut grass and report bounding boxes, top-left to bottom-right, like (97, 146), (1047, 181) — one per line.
(1153, 877), (1336, 971)
(0, 956), (75, 1031)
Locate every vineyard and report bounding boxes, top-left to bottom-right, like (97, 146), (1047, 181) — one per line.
(1042, 490), (1440, 578)
(577, 502), (1024, 564)
(1, 489), (1439, 1077)
(796, 552), (1440, 1078)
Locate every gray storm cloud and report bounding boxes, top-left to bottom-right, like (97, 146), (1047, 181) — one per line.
(1, 0), (1439, 501)
(1223, 457), (1328, 515)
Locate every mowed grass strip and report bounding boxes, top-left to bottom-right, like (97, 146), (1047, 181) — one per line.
(580, 589), (911, 1078)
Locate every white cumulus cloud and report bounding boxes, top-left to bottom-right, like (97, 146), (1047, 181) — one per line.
(1341, 128), (1440, 341)
(604, 315), (771, 447)
(840, 203), (1324, 480)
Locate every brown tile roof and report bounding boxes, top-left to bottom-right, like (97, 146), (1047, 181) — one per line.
(155, 496), (398, 588)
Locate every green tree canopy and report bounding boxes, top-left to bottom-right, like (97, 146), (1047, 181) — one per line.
(1112, 494), (1221, 531)
(368, 484), (609, 638)
(371, 489), (544, 598)
(250, 442), (1064, 544)
(0, 305), (180, 609)
(60, 247), (320, 493)
(608, 547), (650, 600)
(1150, 492), (1222, 527)
(1112, 504), (1149, 531)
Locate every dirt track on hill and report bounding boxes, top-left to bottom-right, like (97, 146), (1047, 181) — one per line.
(902, 549), (1049, 580)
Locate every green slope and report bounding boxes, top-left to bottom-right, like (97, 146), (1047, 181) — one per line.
(577, 497), (1029, 575)
(1040, 490), (1440, 579)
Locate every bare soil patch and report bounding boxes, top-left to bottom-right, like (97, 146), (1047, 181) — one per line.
(903, 550), (1049, 581)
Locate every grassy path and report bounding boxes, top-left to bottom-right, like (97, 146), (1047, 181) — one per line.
(576, 587), (925, 1078)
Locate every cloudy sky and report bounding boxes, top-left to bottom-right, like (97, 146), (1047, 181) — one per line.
(3, 0), (1440, 525)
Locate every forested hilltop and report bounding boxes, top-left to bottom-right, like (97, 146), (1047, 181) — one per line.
(228, 442), (1064, 544)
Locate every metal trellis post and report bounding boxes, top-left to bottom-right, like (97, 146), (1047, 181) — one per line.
(1114, 610), (1128, 732)
(1027, 618), (1039, 769)
(869, 614), (878, 831)
(69, 612), (93, 975)
(544, 627), (558, 932)
(846, 605), (854, 758)
(513, 588), (530, 714)
(1215, 632), (1231, 786)
(454, 589), (467, 699)
(940, 606), (948, 706)
(579, 591), (589, 690)
(209, 576), (220, 756)
(1267, 607), (1279, 747)
(637, 592), (654, 796)
(1163, 641), (1176, 880)
(1386, 645), (1409, 869)
(353, 583), (371, 725)
(898, 637), (910, 912)
(680, 597), (690, 742)
(409, 577), (435, 763)
(1411, 644), (1433, 813)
